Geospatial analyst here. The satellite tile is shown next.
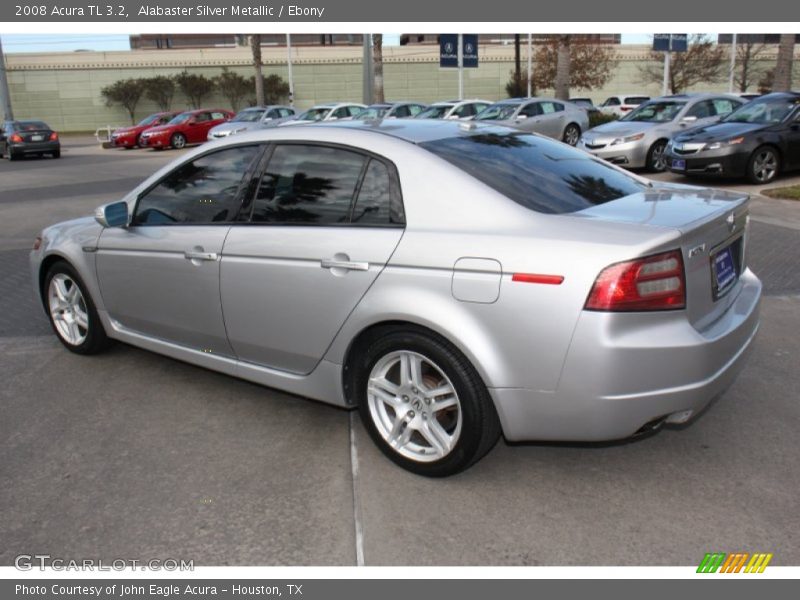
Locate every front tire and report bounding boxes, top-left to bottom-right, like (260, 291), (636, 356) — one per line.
(562, 123), (581, 146)
(646, 140), (668, 172)
(44, 262), (111, 355)
(354, 327), (501, 477)
(170, 133), (187, 150)
(747, 146), (780, 184)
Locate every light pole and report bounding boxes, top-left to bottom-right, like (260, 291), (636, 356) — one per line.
(286, 34), (295, 107)
(0, 36), (14, 121)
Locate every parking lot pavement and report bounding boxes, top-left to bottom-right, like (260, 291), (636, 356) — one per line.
(1, 138), (799, 566)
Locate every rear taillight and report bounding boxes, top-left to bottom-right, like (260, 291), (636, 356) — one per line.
(9, 133), (23, 143)
(585, 250), (685, 312)
(50, 132), (58, 141)
(620, 106), (633, 112)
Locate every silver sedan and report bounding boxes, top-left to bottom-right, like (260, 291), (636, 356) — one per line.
(473, 97), (590, 145)
(578, 93), (745, 171)
(31, 121), (761, 476)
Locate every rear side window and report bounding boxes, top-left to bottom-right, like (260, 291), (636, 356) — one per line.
(421, 132), (648, 214)
(133, 145), (261, 225)
(625, 96), (649, 105)
(351, 159), (404, 225)
(712, 98), (739, 116)
(251, 144), (365, 224)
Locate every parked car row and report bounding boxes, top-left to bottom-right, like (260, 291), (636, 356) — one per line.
(578, 92), (800, 183)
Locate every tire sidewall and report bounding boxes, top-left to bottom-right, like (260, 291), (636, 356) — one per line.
(354, 329), (490, 477)
(44, 262), (107, 355)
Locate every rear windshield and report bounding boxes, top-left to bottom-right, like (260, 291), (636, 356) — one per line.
(420, 132), (648, 214)
(15, 121), (50, 131)
(624, 96), (650, 105)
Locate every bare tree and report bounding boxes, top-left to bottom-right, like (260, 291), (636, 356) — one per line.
(554, 35), (571, 100)
(372, 34), (384, 103)
(639, 34), (725, 93)
(735, 39), (770, 93)
(250, 34), (265, 106)
(527, 37), (616, 95)
(773, 33), (796, 92)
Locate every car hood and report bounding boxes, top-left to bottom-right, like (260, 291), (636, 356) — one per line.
(673, 121), (765, 143)
(575, 185), (748, 230)
(585, 121), (657, 140)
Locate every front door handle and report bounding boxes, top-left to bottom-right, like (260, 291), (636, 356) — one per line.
(321, 257), (369, 271)
(184, 250), (219, 261)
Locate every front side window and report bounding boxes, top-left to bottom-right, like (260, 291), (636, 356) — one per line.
(408, 104), (425, 116)
(421, 132), (647, 215)
(686, 100), (716, 119)
(251, 145), (366, 224)
(519, 103), (541, 118)
(711, 98), (739, 116)
(133, 145), (261, 225)
(452, 104), (475, 118)
(332, 107), (350, 119)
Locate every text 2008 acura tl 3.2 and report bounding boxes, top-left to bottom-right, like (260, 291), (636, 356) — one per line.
(31, 120), (761, 476)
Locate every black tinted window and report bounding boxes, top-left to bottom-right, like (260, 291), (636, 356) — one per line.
(134, 145), (260, 225)
(251, 145), (366, 224)
(421, 132), (648, 214)
(351, 159), (404, 225)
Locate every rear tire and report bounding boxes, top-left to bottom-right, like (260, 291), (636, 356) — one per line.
(646, 140), (668, 172)
(562, 123), (581, 146)
(43, 261), (111, 355)
(354, 327), (501, 477)
(746, 146), (780, 184)
(52, 150), (61, 158)
(8, 150), (17, 161)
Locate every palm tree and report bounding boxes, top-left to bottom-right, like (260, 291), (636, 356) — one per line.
(773, 34), (795, 92)
(372, 34), (384, 103)
(250, 34), (265, 106)
(554, 35), (571, 100)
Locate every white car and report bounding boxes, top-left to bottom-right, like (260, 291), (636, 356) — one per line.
(598, 94), (651, 118)
(279, 102), (367, 126)
(415, 99), (492, 121)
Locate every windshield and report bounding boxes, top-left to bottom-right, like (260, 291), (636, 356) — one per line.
(298, 108), (332, 122)
(416, 105), (453, 119)
(421, 132), (648, 214)
(622, 101), (686, 123)
(168, 113), (192, 125)
(233, 109), (266, 122)
(474, 105), (519, 121)
(138, 114), (164, 126)
(358, 107), (389, 119)
(722, 97), (798, 124)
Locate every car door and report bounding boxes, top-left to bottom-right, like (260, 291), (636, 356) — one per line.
(220, 142), (405, 374)
(786, 110), (800, 170)
(514, 102), (542, 132)
(535, 101), (566, 138)
(96, 144), (264, 356)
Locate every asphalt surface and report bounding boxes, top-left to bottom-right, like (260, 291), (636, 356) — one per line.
(1, 138), (799, 566)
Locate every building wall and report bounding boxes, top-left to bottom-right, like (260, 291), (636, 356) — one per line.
(5, 44), (799, 132)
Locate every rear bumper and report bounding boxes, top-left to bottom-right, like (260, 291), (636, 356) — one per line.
(491, 269), (762, 442)
(8, 141), (60, 154)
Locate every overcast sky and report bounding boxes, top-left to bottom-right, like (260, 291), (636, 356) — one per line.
(0, 33), (661, 53)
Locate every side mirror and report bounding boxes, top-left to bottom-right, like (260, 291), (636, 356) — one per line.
(681, 116), (698, 125)
(262, 117), (272, 122)
(95, 201), (129, 228)
(516, 115), (529, 121)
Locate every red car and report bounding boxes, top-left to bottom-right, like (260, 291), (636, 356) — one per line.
(139, 109), (234, 150)
(110, 112), (181, 149)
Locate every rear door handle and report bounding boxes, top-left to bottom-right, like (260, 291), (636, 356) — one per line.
(321, 258), (369, 271)
(184, 250), (219, 261)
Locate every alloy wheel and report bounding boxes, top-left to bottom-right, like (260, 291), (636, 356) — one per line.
(753, 150), (778, 183)
(172, 134), (187, 149)
(48, 273), (89, 346)
(366, 350), (462, 462)
(650, 142), (667, 171)
(563, 125), (580, 146)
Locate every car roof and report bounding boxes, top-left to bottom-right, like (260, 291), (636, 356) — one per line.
(308, 118), (525, 145)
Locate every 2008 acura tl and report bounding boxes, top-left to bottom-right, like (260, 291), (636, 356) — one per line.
(30, 120), (761, 476)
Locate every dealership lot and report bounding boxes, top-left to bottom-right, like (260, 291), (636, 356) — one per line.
(1, 138), (799, 566)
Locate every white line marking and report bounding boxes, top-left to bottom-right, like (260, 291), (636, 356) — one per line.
(349, 411), (365, 567)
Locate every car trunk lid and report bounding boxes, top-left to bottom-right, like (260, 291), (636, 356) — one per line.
(576, 185), (751, 329)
